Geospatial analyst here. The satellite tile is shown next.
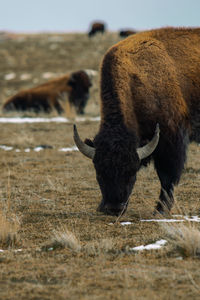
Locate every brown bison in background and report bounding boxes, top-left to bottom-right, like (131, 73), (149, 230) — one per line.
(74, 27), (200, 216)
(119, 29), (137, 38)
(3, 70), (93, 114)
(88, 22), (106, 37)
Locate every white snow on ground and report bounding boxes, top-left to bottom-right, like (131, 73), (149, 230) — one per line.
(119, 216), (200, 225)
(0, 145), (13, 151)
(141, 215), (200, 223)
(0, 249), (22, 253)
(0, 116), (100, 124)
(141, 219), (185, 223)
(121, 222), (132, 226)
(59, 146), (78, 152)
(0, 145), (78, 153)
(4, 73), (16, 80)
(0, 117), (69, 124)
(130, 239), (167, 251)
(33, 146), (45, 152)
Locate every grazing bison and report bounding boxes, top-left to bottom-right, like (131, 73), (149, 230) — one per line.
(119, 29), (137, 38)
(74, 27), (200, 216)
(88, 22), (106, 37)
(3, 70), (92, 114)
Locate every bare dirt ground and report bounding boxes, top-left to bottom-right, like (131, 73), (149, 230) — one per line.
(0, 32), (200, 300)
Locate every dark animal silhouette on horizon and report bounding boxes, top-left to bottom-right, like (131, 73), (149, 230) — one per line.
(88, 22), (106, 37)
(119, 29), (137, 38)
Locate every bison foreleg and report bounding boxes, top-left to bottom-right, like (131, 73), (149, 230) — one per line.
(155, 186), (174, 214)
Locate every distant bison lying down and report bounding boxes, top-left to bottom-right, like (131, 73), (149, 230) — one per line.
(88, 22), (106, 37)
(3, 70), (93, 114)
(74, 27), (200, 216)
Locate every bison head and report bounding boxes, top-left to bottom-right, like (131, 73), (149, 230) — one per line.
(74, 124), (159, 216)
(68, 70), (92, 114)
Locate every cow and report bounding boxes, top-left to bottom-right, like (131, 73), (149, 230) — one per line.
(119, 29), (137, 38)
(3, 70), (93, 115)
(73, 27), (200, 216)
(88, 22), (106, 37)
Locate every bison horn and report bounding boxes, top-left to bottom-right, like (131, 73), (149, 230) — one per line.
(137, 124), (160, 160)
(73, 124), (95, 160)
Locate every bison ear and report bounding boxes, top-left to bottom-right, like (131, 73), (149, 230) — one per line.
(84, 138), (94, 148)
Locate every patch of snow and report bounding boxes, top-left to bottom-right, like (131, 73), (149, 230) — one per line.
(130, 239), (167, 251)
(0, 145), (13, 151)
(76, 116), (100, 122)
(48, 247), (54, 251)
(0, 116), (100, 124)
(33, 146), (44, 152)
(4, 73), (16, 80)
(141, 219), (185, 223)
(141, 215), (200, 223)
(0, 117), (69, 124)
(121, 222), (132, 226)
(184, 216), (200, 222)
(59, 146), (78, 152)
(0, 144), (79, 153)
(0, 249), (4, 252)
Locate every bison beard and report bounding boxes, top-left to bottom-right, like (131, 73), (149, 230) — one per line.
(74, 27), (200, 216)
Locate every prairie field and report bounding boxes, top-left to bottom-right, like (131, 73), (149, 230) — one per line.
(0, 31), (200, 300)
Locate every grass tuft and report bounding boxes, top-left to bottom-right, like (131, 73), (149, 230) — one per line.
(83, 238), (116, 256)
(0, 210), (20, 248)
(43, 227), (81, 252)
(163, 223), (200, 258)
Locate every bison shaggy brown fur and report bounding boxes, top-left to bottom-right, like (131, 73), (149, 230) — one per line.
(74, 27), (200, 216)
(3, 70), (92, 115)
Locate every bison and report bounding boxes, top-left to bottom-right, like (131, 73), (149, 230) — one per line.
(88, 22), (106, 37)
(119, 29), (137, 38)
(74, 27), (200, 216)
(3, 70), (93, 115)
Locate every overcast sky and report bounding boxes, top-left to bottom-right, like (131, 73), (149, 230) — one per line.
(0, 0), (199, 33)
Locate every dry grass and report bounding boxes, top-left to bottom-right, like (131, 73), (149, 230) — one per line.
(83, 238), (116, 256)
(43, 226), (81, 252)
(0, 32), (199, 300)
(163, 223), (200, 257)
(0, 209), (20, 248)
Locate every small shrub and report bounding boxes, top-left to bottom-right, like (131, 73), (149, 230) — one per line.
(163, 223), (200, 257)
(84, 238), (115, 256)
(43, 227), (81, 252)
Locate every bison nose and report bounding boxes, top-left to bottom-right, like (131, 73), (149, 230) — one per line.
(97, 202), (127, 216)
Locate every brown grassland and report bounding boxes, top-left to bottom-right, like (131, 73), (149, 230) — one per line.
(0, 31), (200, 300)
